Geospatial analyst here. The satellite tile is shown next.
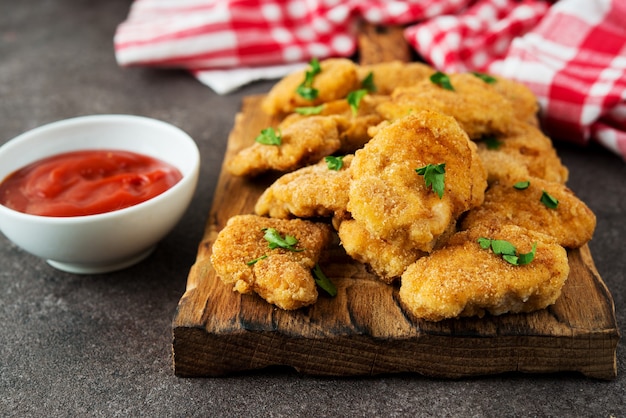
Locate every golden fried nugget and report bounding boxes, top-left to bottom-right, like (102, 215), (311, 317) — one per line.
(337, 219), (457, 283)
(255, 155), (352, 219)
(279, 95), (387, 153)
(399, 224), (570, 322)
(376, 73), (516, 139)
(461, 177), (596, 248)
(348, 110), (487, 253)
(356, 60), (436, 95)
(490, 75), (540, 125)
(477, 121), (569, 185)
(227, 116), (341, 177)
(261, 58), (360, 116)
(210, 215), (333, 310)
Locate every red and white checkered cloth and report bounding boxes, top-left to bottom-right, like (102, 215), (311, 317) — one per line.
(114, 0), (626, 160)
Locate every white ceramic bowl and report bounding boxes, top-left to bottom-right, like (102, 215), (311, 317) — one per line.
(0, 115), (200, 274)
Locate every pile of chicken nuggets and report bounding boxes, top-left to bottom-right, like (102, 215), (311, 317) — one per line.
(210, 58), (596, 321)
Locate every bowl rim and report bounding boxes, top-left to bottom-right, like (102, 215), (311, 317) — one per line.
(0, 114), (200, 223)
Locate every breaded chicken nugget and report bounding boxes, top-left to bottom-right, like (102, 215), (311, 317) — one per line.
(227, 116), (341, 177)
(337, 218), (456, 284)
(376, 72), (516, 139)
(255, 155), (352, 219)
(210, 215), (333, 310)
(477, 121), (569, 185)
(399, 224), (570, 322)
(490, 75), (540, 125)
(279, 95), (387, 153)
(348, 110), (487, 253)
(261, 58), (360, 116)
(356, 60), (436, 95)
(461, 177), (596, 248)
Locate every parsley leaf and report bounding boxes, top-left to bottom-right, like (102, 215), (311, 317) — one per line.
(361, 71), (377, 92)
(430, 71), (454, 91)
(325, 155), (344, 171)
(312, 264), (337, 297)
(262, 228), (303, 252)
(540, 190), (559, 209)
(471, 72), (497, 84)
(347, 89), (368, 115)
(477, 238), (537, 266)
(483, 135), (502, 150)
(296, 58), (321, 100)
(513, 180), (530, 190)
(415, 163), (446, 198)
(490, 239), (517, 256)
(517, 243), (537, 265)
(246, 255), (268, 265)
(294, 105), (324, 115)
(255, 127), (281, 146)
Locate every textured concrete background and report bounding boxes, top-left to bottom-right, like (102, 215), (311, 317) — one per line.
(1, 1), (624, 416)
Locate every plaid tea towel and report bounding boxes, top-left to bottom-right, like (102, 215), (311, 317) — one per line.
(114, 0), (626, 159)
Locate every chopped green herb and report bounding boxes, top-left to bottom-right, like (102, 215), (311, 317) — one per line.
(540, 190), (559, 209)
(347, 89), (368, 115)
(430, 71), (454, 91)
(471, 71), (497, 84)
(294, 105), (324, 115)
(361, 71), (376, 92)
(255, 127), (281, 146)
(296, 58), (321, 100)
(325, 155), (344, 171)
(517, 243), (537, 266)
(513, 180), (530, 190)
(415, 163), (446, 199)
(246, 255), (268, 265)
(296, 85), (318, 100)
(483, 135), (502, 150)
(262, 228), (303, 252)
(490, 239), (517, 256)
(477, 238), (537, 266)
(312, 264), (337, 297)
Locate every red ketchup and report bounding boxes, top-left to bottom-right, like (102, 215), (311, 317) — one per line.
(0, 150), (183, 217)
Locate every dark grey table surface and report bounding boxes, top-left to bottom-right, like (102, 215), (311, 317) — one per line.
(1, 1), (624, 417)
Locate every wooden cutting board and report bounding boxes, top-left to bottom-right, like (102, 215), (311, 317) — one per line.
(172, 26), (620, 380)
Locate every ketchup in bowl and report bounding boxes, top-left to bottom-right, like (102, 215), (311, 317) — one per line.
(0, 149), (183, 217)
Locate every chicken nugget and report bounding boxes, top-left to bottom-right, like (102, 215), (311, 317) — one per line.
(255, 155), (352, 219)
(337, 219), (456, 283)
(261, 58), (360, 116)
(489, 75), (540, 125)
(279, 95), (387, 153)
(376, 72), (516, 139)
(227, 116), (341, 177)
(461, 177), (596, 248)
(399, 224), (570, 322)
(348, 110), (487, 252)
(210, 215), (333, 310)
(477, 121), (569, 185)
(356, 60), (436, 95)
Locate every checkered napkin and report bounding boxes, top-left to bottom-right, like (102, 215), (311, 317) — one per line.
(114, 0), (626, 159)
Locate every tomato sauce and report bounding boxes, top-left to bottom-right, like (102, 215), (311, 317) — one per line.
(0, 150), (183, 217)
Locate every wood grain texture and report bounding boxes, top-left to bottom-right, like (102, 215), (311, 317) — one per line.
(172, 95), (619, 380)
(356, 23), (413, 65)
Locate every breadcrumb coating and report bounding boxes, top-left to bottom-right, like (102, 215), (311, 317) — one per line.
(261, 58), (360, 116)
(476, 121), (569, 185)
(347, 110), (487, 252)
(356, 60), (436, 95)
(210, 215), (333, 310)
(255, 155), (353, 219)
(227, 116), (341, 177)
(461, 177), (596, 248)
(376, 73), (517, 139)
(399, 224), (570, 322)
